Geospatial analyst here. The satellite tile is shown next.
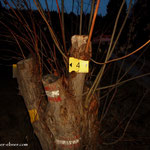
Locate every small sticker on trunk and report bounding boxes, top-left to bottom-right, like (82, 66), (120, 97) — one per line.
(28, 109), (39, 123)
(13, 64), (17, 78)
(44, 86), (61, 102)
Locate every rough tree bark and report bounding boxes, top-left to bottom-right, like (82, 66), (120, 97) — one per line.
(16, 35), (100, 150)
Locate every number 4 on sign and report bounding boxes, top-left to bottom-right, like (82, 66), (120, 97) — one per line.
(76, 62), (80, 68)
(69, 57), (89, 73)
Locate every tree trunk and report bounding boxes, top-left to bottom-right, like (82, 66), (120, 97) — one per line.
(16, 35), (100, 150)
(17, 57), (55, 150)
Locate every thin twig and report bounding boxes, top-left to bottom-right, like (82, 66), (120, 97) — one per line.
(91, 40), (150, 65)
(85, 0), (101, 53)
(85, 0), (125, 108)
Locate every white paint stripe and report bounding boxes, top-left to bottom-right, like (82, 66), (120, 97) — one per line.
(45, 90), (59, 97)
(55, 138), (80, 145)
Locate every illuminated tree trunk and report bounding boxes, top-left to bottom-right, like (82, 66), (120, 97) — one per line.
(16, 35), (100, 150)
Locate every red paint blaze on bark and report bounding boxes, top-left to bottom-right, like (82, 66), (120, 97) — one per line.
(44, 85), (56, 91)
(48, 96), (61, 102)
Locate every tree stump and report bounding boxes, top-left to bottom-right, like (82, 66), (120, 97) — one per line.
(16, 35), (100, 150)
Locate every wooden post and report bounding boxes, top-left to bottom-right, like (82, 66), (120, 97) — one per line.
(69, 35), (92, 101)
(69, 35), (100, 150)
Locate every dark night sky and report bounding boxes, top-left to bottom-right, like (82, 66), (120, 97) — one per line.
(5, 0), (132, 16)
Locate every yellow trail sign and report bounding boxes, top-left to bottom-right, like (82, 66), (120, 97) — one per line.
(69, 57), (89, 73)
